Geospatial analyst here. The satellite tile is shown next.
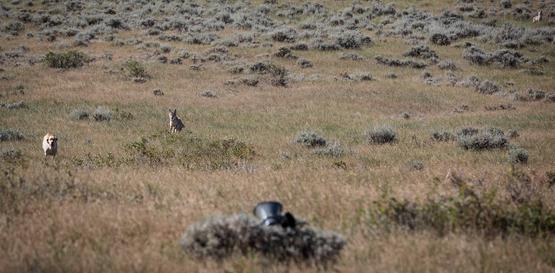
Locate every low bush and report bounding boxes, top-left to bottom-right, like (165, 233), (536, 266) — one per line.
(367, 126), (396, 144)
(375, 56), (426, 69)
(0, 148), (23, 163)
(69, 109), (89, 120)
(313, 142), (344, 157)
(508, 146), (528, 164)
(180, 214), (346, 266)
(431, 130), (455, 142)
(367, 190), (554, 236)
(123, 59), (149, 78)
(403, 45), (438, 60)
(475, 80), (500, 94)
(457, 127), (508, 150)
(438, 59), (456, 70)
(527, 89), (545, 101)
(295, 130), (326, 148)
(43, 50), (91, 69)
(92, 106), (112, 122)
(0, 129), (24, 142)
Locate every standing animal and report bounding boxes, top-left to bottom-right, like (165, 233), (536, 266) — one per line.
(533, 10), (542, 23)
(168, 109), (185, 133)
(42, 133), (58, 157)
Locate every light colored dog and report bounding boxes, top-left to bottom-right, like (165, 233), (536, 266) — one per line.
(42, 133), (58, 157)
(533, 10), (542, 23)
(168, 109), (184, 133)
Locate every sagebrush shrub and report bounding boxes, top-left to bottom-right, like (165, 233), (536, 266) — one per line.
(313, 142), (344, 157)
(43, 50), (90, 69)
(70, 109), (89, 120)
(367, 126), (396, 144)
(180, 214), (346, 265)
(476, 80), (500, 94)
(295, 130), (326, 148)
(457, 127), (508, 150)
(92, 107), (112, 122)
(508, 146), (528, 164)
(431, 130), (455, 142)
(0, 129), (24, 142)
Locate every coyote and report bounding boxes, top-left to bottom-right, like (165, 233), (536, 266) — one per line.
(533, 11), (542, 23)
(42, 133), (58, 157)
(169, 109), (185, 133)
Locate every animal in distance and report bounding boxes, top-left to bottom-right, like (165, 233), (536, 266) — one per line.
(169, 109), (185, 133)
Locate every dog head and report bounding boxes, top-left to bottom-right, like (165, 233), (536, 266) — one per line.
(169, 109), (177, 119)
(46, 134), (58, 147)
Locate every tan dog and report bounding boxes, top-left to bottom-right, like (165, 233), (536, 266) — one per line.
(168, 109), (185, 133)
(533, 11), (542, 23)
(42, 133), (58, 157)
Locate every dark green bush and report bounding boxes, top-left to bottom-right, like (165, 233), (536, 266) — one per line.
(43, 50), (90, 69)
(123, 59), (149, 78)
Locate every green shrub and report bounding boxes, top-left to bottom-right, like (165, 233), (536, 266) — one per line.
(367, 126), (396, 144)
(123, 59), (149, 78)
(43, 50), (90, 69)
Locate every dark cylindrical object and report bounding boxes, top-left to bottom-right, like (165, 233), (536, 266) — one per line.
(253, 201), (284, 226)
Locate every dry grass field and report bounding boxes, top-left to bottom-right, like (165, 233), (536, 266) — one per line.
(1, 0), (555, 272)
